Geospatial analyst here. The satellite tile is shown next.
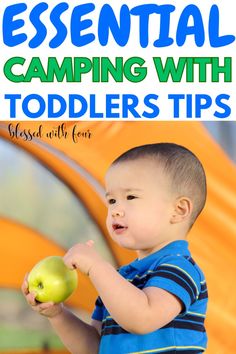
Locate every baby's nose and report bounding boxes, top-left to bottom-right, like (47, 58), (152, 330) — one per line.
(112, 210), (125, 217)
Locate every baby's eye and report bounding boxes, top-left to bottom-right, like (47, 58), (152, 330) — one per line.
(127, 195), (136, 200)
(108, 198), (116, 205)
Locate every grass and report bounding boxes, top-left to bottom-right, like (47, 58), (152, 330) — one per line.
(0, 325), (64, 351)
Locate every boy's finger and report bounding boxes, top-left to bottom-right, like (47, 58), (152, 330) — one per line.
(26, 291), (38, 306)
(38, 302), (54, 311)
(21, 273), (29, 295)
(63, 255), (77, 270)
(21, 281), (28, 295)
(86, 240), (94, 247)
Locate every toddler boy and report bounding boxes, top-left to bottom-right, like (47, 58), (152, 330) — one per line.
(22, 143), (208, 354)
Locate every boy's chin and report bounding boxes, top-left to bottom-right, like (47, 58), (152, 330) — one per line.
(112, 237), (138, 251)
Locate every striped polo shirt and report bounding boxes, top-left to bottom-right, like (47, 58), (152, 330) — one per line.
(92, 240), (208, 354)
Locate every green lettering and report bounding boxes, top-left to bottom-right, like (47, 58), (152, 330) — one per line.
(212, 57), (232, 82)
(47, 57), (73, 82)
(74, 57), (93, 82)
(124, 57), (147, 82)
(24, 57), (47, 82)
(92, 57), (100, 82)
(153, 57), (186, 82)
(101, 57), (123, 82)
(193, 57), (212, 82)
(4, 57), (26, 82)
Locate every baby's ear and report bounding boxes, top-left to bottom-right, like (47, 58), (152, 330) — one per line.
(170, 197), (193, 224)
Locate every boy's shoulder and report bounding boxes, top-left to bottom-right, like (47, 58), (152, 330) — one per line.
(143, 253), (206, 299)
(151, 252), (202, 269)
(149, 253), (205, 282)
(120, 241), (206, 292)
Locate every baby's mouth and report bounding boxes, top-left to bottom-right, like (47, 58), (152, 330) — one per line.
(112, 223), (127, 231)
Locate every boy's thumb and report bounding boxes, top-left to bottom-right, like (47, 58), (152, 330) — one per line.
(86, 240), (94, 247)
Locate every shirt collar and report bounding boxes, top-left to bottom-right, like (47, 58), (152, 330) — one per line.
(127, 240), (190, 272)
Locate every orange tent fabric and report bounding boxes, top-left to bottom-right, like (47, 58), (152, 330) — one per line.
(0, 121), (236, 353)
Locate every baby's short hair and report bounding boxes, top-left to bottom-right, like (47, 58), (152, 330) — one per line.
(112, 143), (207, 226)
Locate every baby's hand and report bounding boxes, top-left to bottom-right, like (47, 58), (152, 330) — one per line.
(63, 240), (104, 275)
(21, 274), (63, 318)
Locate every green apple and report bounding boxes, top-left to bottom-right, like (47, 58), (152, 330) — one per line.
(28, 256), (78, 303)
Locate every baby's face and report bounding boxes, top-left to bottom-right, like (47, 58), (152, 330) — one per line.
(105, 158), (175, 258)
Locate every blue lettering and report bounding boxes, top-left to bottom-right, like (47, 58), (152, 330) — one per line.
(98, 4), (130, 47)
(5, 94), (21, 118)
(2, 3), (235, 49)
(49, 3), (69, 49)
(154, 5), (175, 47)
(131, 5), (157, 48)
(3, 3), (27, 47)
(90, 95), (104, 118)
(168, 94), (185, 118)
(69, 95), (88, 118)
(209, 5), (235, 48)
(195, 94), (212, 117)
(143, 94), (159, 118)
(177, 5), (205, 47)
(48, 95), (67, 118)
(214, 94), (231, 118)
(22, 94), (45, 118)
(29, 3), (48, 48)
(122, 95), (140, 118)
(131, 5), (175, 48)
(186, 95), (193, 118)
(71, 3), (95, 47)
(106, 95), (120, 118)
